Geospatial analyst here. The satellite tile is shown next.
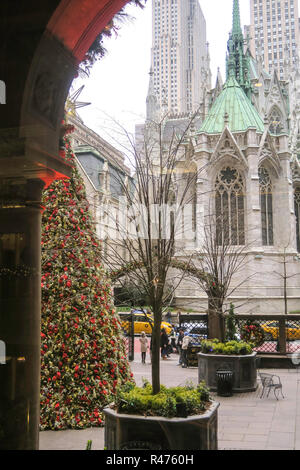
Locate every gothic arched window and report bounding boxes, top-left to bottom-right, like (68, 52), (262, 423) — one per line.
(269, 107), (284, 135)
(215, 167), (245, 246)
(295, 188), (300, 252)
(259, 166), (274, 246)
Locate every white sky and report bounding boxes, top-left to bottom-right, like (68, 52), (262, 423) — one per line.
(72, 0), (299, 149)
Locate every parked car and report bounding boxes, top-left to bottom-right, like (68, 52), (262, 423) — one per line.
(119, 310), (173, 335)
(261, 321), (300, 341)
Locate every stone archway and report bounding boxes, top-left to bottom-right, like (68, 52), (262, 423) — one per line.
(0, 0), (134, 450)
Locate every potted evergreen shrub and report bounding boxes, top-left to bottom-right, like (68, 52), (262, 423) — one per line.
(103, 380), (219, 450)
(198, 339), (257, 393)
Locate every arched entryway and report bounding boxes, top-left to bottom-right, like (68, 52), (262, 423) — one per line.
(0, 0), (135, 450)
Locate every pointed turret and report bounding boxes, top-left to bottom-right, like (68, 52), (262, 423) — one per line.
(146, 68), (159, 122)
(226, 0), (252, 99)
(216, 67), (223, 91)
(232, 0), (242, 36)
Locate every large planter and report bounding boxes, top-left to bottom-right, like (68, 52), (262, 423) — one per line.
(103, 401), (219, 450)
(198, 352), (257, 393)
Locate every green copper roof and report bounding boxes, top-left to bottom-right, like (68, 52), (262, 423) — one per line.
(199, 76), (265, 134)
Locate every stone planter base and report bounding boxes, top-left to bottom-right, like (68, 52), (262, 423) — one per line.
(198, 352), (257, 393)
(103, 401), (219, 450)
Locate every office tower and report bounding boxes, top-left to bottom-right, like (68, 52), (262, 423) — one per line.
(249, 0), (300, 80)
(151, 0), (210, 114)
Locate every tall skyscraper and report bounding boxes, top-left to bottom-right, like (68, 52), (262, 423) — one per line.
(249, 0), (300, 80)
(151, 0), (210, 115)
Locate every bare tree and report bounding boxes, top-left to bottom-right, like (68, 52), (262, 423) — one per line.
(272, 245), (300, 315)
(181, 207), (257, 342)
(103, 112), (207, 394)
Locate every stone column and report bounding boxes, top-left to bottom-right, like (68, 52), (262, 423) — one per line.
(244, 130), (262, 248)
(194, 134), (210, 250)
(277, 136), (296, 249)
(0, 177), (45, 450)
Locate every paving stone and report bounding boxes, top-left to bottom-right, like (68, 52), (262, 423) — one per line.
(243, 434), (268, 442)
(221, 441), (266, 450)
(219, 425), (250, 433)
(267, 431), (295, 448)
(218, 433), (245, 441)
(270, 422), (296, 433)
(265, 445), (295, 450)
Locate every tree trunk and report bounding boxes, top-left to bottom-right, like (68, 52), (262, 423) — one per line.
(208, 298), (225, 342)
(151, 310), (161, 395)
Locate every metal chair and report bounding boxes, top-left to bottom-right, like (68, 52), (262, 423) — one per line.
(258, 372), (284, 400)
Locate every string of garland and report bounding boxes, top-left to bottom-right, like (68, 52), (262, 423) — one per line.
(240, 320), (265, 347)
(0, 265), (37, 278)
(108, 259), (212, 285)
(81, 0), (146, 73)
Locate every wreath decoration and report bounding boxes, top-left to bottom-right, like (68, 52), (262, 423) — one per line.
(240, 320), (265, 347)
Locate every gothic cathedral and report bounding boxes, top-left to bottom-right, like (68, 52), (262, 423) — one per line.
(137, 0), (300, 314)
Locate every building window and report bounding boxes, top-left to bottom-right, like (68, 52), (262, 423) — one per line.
(215, 167), (245, 246)
(259, 166), (274, 246)
(295, 188), (300, 252)
(269, 107), (284, 134)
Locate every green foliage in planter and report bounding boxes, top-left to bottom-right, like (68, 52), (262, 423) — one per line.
(201, 339), (253, 355)
(115, 381), (211, 418)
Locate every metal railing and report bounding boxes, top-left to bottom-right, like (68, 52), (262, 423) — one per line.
(179, 314), (209, 346)
(119, 312), (300, 361)
(234, 314), (300, 356)
(179, 313), (300, 356)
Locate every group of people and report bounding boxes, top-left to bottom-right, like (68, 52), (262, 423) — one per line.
(139, 326), (192, 368)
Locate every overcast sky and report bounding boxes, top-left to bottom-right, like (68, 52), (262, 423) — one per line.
(72, 0), (298, 149)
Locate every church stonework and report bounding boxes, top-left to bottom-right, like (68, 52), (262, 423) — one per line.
(136, 0), (300, 314)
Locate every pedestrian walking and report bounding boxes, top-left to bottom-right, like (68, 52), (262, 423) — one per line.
(160, 328), (169, 360)
(176, 328), (185, 365)
(181, 333), (192, 368)
(139, 331), (149, 364)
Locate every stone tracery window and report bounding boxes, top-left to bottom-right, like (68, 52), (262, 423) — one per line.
(259, 166), (274, 246)
(269, 107), (284, 135)
(295, 188), (300, 252)
(215, 167), (245, 246)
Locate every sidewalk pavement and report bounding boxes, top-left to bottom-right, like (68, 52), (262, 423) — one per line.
(39, 354), (300, 450)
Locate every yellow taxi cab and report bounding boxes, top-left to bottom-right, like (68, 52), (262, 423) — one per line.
(261, 320), (300, 341)
(119, 310), (173, 335)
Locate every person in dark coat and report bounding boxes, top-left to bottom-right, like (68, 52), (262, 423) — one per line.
(160, 328), (169, 359)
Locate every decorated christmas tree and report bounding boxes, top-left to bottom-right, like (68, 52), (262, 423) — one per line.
(40, 120), (133, 430)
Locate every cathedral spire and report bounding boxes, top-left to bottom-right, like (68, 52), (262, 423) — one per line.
(232, 0), (242, 36)
(226, 0), (252, 99)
